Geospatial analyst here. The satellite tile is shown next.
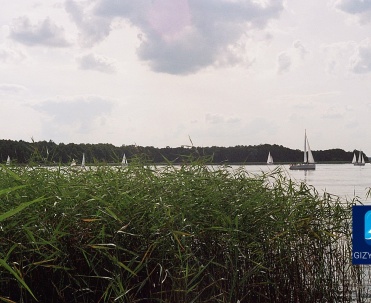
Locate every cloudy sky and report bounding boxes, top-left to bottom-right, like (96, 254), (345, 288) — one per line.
(1, 0), (371, 154)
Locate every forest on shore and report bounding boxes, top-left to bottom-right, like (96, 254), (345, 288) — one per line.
(0, 139), (364, 165)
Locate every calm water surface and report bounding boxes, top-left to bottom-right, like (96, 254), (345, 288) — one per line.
(237, 163), (371, 203)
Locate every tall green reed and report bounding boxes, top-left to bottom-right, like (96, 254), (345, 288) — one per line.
(0, 159), (365, 302)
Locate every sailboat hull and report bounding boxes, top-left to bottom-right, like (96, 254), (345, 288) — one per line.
(289, 163), (316, 170)
(354, 163), (365, 166)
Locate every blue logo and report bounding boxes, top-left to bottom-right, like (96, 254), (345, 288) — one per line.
(365, 210), (371, 246)
(353, 206), (371, 264)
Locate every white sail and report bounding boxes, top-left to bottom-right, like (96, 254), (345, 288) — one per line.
(354, 150), (366, 166)
(122, 154), (127, 166)
(6, 156), (10, 165)
(267, 152), (273, 164)
(289, 130), (316, 170)
(358, 151), (365, 164)
(306, 137), (315, 164)
(81, 153), (85, 168)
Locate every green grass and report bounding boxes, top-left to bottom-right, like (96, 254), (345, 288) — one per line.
(0, 158), (367, 302)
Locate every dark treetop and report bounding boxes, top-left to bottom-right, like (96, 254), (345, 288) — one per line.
(0, 140), (363, 165)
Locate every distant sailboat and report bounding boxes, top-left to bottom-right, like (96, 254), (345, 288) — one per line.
(44, 147), (49, 162)
(267, 152), (274, 165)
(81, 153), (86, 168)
(6, 156), (10, 165)
(353, 150), (365, 166)
(122, 154), (128, 166)
(289, 130), (316, 170)
(70, 159), (77, 166)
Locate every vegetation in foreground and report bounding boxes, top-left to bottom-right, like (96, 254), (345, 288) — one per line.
(0, 158), (368, 302)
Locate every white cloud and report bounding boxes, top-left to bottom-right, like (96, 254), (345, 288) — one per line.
(65, 0), (111, 47)
(276, 40), (307, 74)
(293, 40), (307, 59)
(0, 83), (27, 94)
(66, 0), (284, 74)
(336, 0), (371, 13)
(0, 46), (26, 63)
(277, 51), (291, 73)
(335, 0), (371, 23)
(77, 53), (117, 73)
(349, 39), (371, 74)
(9, 16), (71, 47)
(321, 41), (355, 74)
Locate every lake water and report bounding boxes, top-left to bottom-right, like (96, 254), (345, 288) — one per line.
(236, 163), (371, 203)
(58, 163), (371, 202)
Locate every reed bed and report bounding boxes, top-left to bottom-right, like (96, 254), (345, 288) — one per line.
(0, 159), (367, 302)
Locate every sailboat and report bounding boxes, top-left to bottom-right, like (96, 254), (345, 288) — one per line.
(267, 152), (274, 165)
(81, 153), (86, 168)
(6, 156), (10, 165)
(122, 154), (128, 166)
(289, 130), (316, 170)
(353, 150), (365, 166)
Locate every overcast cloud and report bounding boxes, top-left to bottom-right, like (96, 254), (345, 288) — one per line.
(1, 0), (371, 154)
(81, 0), (285, 74)
(65, 0), (111, 47)
(77, 53), (117, 73)
(336, 0), (371, 15)
(335, 0), (371, 24)
(10, 16), (71, 47)
(349, 39), (371, 74)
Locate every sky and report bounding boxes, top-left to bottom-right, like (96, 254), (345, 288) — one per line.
(1, 0), (371, 154)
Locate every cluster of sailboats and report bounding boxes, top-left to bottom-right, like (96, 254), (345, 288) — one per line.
(70, 153), (86, 168)
(70, 153), (128, 168)
(352, 150), (365, 166)
(4, 154), (128, 167)
(267, 130), (368, 170)
(2, 131), (368, 170)
(266, 130), (316, 170)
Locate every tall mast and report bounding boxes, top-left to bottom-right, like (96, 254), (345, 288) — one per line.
(304, 130), (307, 163)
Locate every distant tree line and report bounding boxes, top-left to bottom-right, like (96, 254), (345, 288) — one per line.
(0, 139), (365, 165)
